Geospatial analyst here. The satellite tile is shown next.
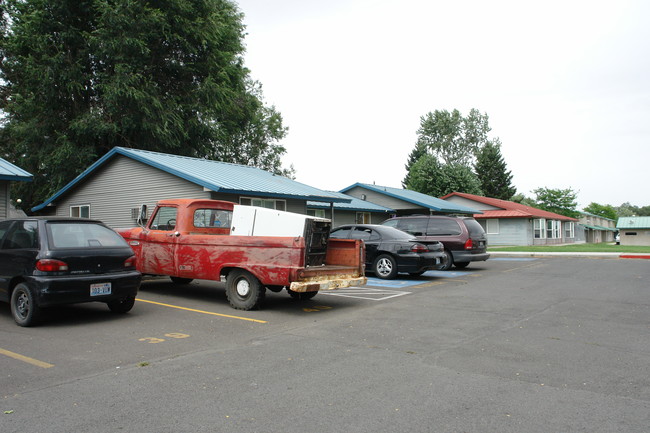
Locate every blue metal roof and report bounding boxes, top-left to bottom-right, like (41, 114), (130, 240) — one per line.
(0, 158), (33, 182)
(32, 147), (350, 212)
(307, 191), (394, 213)
(340, 183), (482, 214)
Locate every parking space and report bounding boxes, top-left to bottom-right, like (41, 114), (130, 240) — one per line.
(6, 256), (650, 433)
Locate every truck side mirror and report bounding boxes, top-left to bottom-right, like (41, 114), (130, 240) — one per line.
(137, 204), (148, 227)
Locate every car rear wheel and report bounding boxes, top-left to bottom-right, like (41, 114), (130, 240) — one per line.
(440, 250), (453, 271)
(11, 283), (41, 327)
(226, 270), (265, 310)
(373, 254), (398, 279)
(107, 296), (136, 313)
(287, 289), (318, 300)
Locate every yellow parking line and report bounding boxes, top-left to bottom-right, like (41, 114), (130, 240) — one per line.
(0, 348), (54, 369)
(136, 299), (268, 324)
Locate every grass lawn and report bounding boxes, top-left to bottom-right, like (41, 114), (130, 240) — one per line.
(489, 243), (650, 253)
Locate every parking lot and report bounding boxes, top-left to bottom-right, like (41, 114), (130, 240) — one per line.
(1, 257), (649, 432)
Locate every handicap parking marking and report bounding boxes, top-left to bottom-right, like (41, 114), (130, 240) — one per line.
(365, 277), (427, 288)
(321, 286), (411, 301)
(421, 270), (471, 278)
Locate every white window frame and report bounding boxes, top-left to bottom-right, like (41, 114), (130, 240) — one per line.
(356, 212), (371, 224)
(564, 222), (575, 238)
(240, 197), (286, 211)
(534, 218), (546, 239)
(307, 209), (326, 218)
(546, 220), (561, 239)
(486, 219), (499, 234)
(70, 204), (90, 218)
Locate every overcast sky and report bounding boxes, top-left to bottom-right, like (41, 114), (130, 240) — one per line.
(235, 0), (650, 208)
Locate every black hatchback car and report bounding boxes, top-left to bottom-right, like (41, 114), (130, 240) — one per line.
(381, 215), (489, 270)
(0, 217), (141, 326)
(329, 224), (446, 279)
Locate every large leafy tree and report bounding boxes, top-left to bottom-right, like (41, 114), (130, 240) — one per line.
(473, 140), (516, 200)
(532, 187), (579, 219)
(0, 0), (291, 210)
(403, 108), (505, 197)
(415, 108), (492, 166)
(405, 154), (482, 198)
(583, 202), (618, 221)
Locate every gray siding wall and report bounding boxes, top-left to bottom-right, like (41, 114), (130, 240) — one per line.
(54, 156), (209, 228)
(0, 181), (8, 219)
(444, 196), (501, 211)
(479, 218), (530, 245)
(345, 186), (411, 211)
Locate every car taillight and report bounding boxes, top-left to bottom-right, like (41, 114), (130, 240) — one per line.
(464, 239), (473, 250)
(411, 244), (428, 253)
(36, 259), (69, 272)
(124, 255), (136, 268)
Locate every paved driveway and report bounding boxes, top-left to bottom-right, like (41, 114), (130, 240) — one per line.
(1, 257), (648, 432)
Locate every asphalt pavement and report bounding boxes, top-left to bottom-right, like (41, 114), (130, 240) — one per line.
(1, 256), (649, 432)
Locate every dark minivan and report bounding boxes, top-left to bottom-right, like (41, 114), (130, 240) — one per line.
(0, 217), (141, 326)
(381, 215), (489, 270)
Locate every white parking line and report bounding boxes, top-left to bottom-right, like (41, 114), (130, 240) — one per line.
(320, 286), (412, 301)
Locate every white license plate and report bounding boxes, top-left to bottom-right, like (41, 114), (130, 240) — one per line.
(90, 283), (112, 296)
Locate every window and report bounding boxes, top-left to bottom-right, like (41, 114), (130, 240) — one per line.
(70, 204), (90, 218)
(350, 227), (380, 241)
(547, 220), (561, 239)
(47, 222), (126, 248)
(240, 197), (286, 211)
(329, 227), (351, 239)
(307, 209), (326, 218)
(486, 219), (499, 234)
(3, 221), (38, 249)
(534, 219), (546, 239)
(356, 212), (371, 224)
(150, 206), (178, 231)
(194, 209), (232, 228)
(564, 222), (575, 238)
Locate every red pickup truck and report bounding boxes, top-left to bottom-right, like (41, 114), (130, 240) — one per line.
(117, 199), (366, 310)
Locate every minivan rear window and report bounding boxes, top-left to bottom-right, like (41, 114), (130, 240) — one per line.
(463, 218), (486, 237)
(47, 222), (128, 248)
(427, 219), (461, 236)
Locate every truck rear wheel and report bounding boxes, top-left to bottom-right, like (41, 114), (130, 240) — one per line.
(226, 270), (265, 310)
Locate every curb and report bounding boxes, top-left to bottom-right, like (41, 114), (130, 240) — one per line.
(489, 251), (650, 259)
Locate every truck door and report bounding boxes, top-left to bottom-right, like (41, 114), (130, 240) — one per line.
(139, 206), (179, 276)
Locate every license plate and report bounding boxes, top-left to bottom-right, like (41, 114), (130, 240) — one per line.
(90, 283), (112, 296)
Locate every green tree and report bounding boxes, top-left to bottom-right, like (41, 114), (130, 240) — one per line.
(532, 187), (579, 218)
(583, 202), (618, 221)
(473, 140), (516, 200)
(416, 108), (492, 166)
(0, 0), (290, 210)
(401, 142), (427, 188)
(615, 202), (650, 217)
(405, 155), (482, 198)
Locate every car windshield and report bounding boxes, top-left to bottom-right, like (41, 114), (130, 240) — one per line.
(47, 222), (128, 248)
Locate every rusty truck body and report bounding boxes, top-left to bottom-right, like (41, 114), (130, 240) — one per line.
(117, 199), (366, 310)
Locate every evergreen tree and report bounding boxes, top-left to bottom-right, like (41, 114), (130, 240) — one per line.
(401, 142), (427, 188)
(0, 0), (290, 210)
(473, 140), (516, 200)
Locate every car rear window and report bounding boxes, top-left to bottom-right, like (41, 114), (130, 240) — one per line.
(47, 222), (128, 248)
(462, 218), (486, 237)
(426, 219), (461, 236)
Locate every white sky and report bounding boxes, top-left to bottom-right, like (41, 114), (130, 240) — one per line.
(235, 0), (650, 209)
